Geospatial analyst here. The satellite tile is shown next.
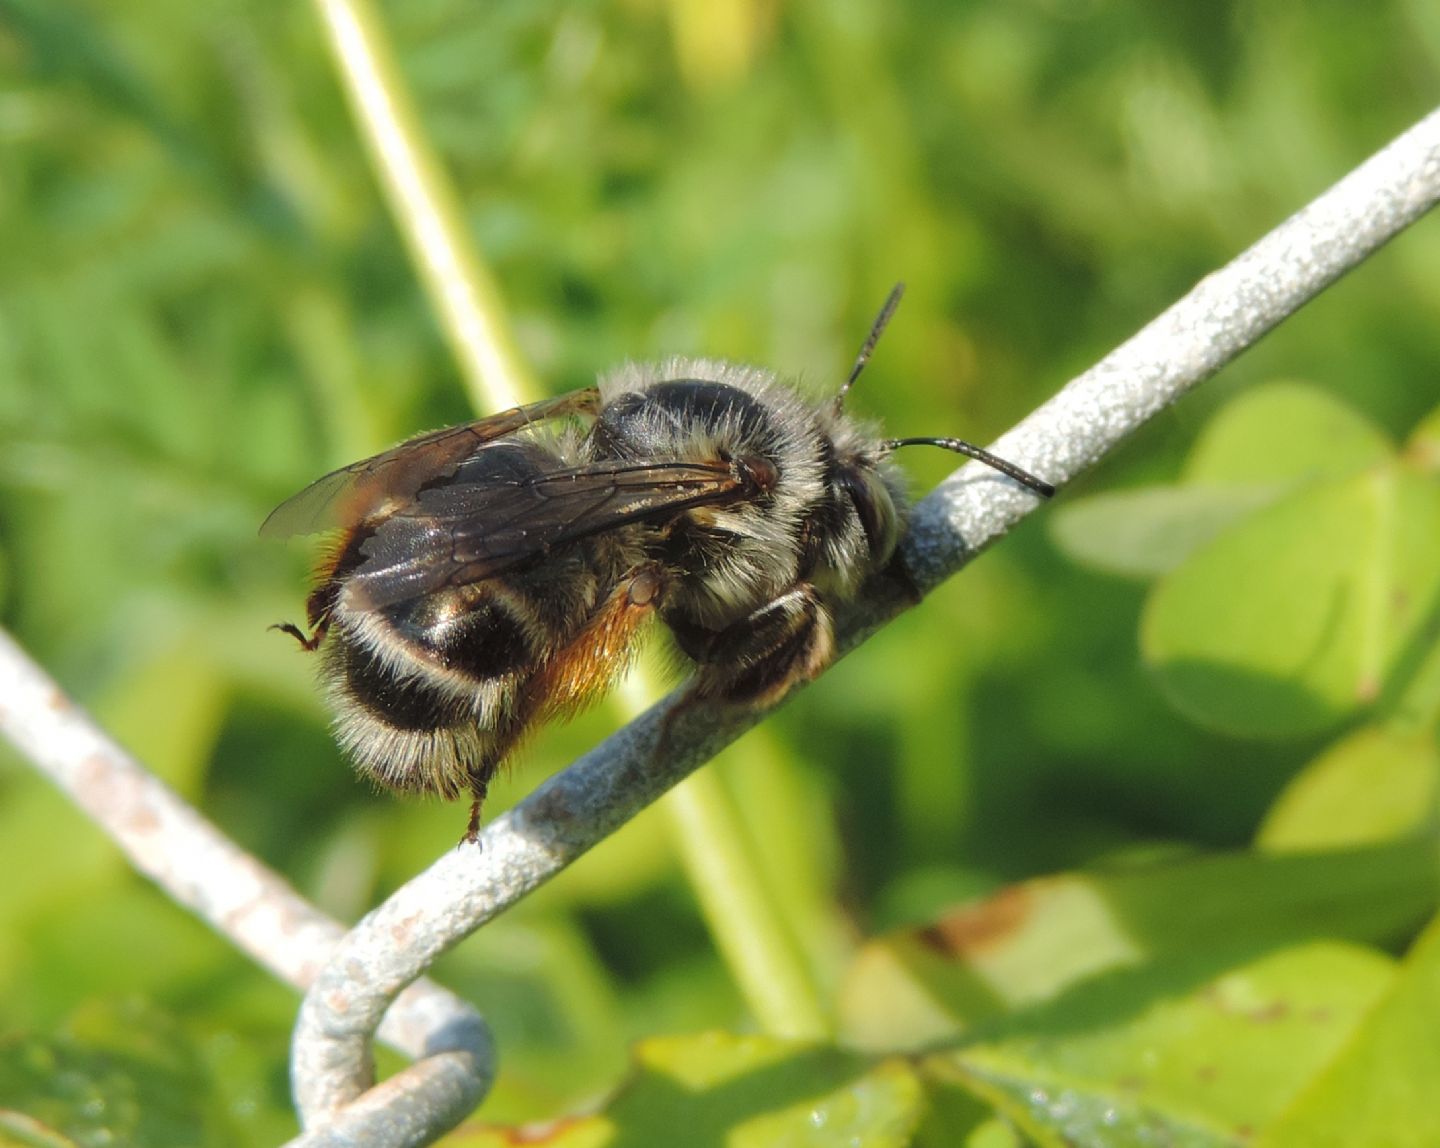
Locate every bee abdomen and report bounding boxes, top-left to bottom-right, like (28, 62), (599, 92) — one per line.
(392, 590), (539, 681)
(321, 584), (554, 798)
(337, 639), (475, 732)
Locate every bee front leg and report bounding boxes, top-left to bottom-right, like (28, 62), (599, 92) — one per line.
(681, 583), (835, 708)
(653, 585), (833, 766)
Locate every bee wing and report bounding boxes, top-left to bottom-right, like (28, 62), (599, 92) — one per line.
(259, 388), (603, 539)
(344, 458), (744, 611)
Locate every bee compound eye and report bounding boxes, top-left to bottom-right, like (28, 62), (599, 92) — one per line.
(840, 467), (899, 562)
(628, 568), (662, 607)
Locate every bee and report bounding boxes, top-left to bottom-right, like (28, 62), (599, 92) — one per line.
(264, 286), (1053, 841)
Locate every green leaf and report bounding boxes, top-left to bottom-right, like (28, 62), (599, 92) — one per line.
(1402, 399), (1440, 473)
(1182, 381), (1393, 486)
(1257, 911), (1440, 1147)
(5, 882), (261, 1028)
(0, 1110), (79, 1148)
(912, 1071), (1014, 1148)
(1048, 485), (1280, 578)
(934, 942), (1395, 1148)
(0, 1001), (227, 1148)
(92, 644), (230, 797)
(445, 1033), (926, 1148)
(1257, 725), (1439, 851)
(429, 914), (633, 1123)
(1049, 384), (1396, 580)
(838, 840), (1437, 1051)
(441, 1115), (610, 1148)
(0, 774), (122, 931)
(1141, 466), (1440, 738)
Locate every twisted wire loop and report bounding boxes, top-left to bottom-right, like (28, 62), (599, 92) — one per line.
(285, 108), (1440, 1147)
(0, 628), (490, 1081)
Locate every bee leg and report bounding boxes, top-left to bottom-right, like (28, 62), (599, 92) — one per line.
(686, 583), (835, 708)
(270, 618), (329, 651)
(460, 757), (505, 847)
(458, 712), (532, 846)
(652, 585), (832, 765)
(463, 779), (488, 846)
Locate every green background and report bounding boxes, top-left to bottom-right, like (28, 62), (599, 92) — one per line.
(1, 0), (1438, 1143)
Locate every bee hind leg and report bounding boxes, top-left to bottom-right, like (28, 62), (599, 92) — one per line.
(454, 692), (545, 846)
(463, 792), (485, 845)
(460, 771), (492, 847)
(269, 618), (329, 651)
(458, 720), (531, 846)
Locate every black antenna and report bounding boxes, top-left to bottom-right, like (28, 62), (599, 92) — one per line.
(836, 282), (906, 407)
(882, 436), (1056, 498)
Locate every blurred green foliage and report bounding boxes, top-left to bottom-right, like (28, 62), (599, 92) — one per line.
(1, 0), (1439, 1143)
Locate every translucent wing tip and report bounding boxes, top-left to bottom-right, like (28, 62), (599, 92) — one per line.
(259, 471), (353, 539)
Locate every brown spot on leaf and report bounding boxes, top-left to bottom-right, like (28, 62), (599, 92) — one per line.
(469, 1115), (592, 1144)
(915, 884), (1032, 957)
(1248, 1001), (1289, 1024)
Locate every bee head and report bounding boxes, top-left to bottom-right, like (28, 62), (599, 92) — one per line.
(816, 281), (1054, 584)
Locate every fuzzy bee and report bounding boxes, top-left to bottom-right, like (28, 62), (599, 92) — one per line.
(264, 286), (1053, 840)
